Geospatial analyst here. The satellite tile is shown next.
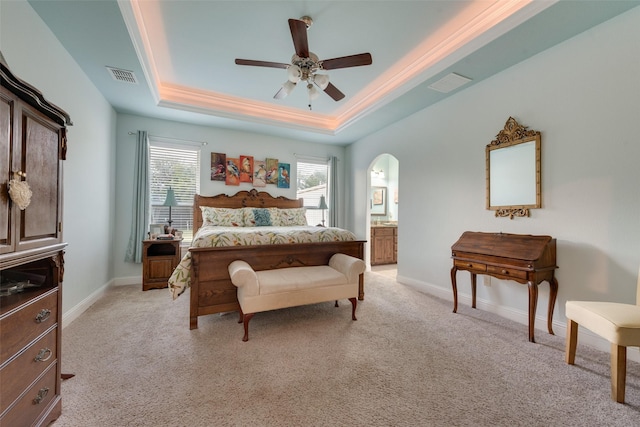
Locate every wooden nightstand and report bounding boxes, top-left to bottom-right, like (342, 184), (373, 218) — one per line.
(142, 239), (182, 291)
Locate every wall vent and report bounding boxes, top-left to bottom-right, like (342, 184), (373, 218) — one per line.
(428, 72), (471, 93)
(106, 66), (139, 84)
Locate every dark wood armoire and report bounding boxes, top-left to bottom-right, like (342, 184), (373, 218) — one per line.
(0, 57), (72, 426)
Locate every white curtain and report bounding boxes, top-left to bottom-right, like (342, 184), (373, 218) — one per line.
(124, 131), (150, 263)
(328, 156), (339, 227)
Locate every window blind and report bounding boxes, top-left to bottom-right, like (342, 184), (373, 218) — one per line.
(149, 143), (200, 241)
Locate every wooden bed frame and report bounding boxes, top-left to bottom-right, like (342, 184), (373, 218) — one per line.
(188, 189), (366, 329)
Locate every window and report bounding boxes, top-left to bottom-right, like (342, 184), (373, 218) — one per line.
(296, 158), (328, 226)
(149, 140), (200, 242)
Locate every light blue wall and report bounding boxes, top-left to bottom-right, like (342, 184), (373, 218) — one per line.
(113, 114), (346, 279)
(347, 6), (640, 341)
(4, 0), (640, 357)
(1, 1), (117, 316)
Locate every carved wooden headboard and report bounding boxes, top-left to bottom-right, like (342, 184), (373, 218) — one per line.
(193, 189), (303, 232)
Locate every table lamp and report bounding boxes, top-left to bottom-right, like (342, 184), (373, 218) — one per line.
(318, 195), (328, 227)
(163, 186), (178, 228)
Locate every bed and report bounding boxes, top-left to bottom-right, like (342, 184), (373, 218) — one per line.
(169, 189), (366, 329)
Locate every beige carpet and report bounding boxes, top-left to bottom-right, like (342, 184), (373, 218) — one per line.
(53, 271), (640, 426)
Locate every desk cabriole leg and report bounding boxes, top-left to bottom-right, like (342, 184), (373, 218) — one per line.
(471, 273), (477, 309)
(450, 266), (458, 313)
(527, 281), (538, 343)
(547, 277), (558, 335)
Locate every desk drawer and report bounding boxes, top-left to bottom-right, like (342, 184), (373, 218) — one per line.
(454, 260), (486, 272)
(486, 265), (528, 280)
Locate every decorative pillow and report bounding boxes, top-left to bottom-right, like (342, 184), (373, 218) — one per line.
(277, 208), (308, 226)
(200, 207), (244, 227)
(243, 207), (277, 227)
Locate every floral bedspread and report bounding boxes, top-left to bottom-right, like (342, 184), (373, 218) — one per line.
(169, 225), (357, 299)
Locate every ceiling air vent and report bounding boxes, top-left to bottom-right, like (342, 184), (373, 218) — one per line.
(428, 72), (471, 93)
(106, 66), (139, 84)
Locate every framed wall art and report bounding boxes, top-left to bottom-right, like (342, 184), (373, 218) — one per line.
(211, 152), (226, 181)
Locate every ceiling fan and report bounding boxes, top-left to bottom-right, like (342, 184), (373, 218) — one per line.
(235, 16), (372, 109)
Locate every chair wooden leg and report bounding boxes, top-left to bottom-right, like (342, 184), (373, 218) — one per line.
(565, 320), (578, 365)
(611, 344), (626, 403)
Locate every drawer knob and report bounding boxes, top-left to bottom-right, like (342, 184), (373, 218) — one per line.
(34, 347), (53, 362)
(502, 269), (509, 274)
(33, 387), (49, 404)
(467, 263), (473, 267)
(35, 309), (51, 323)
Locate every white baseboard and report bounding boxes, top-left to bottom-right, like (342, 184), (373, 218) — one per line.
(61, 280), (112, 329)
(397, 274), (640, 364)
(62, 276), (141, 329)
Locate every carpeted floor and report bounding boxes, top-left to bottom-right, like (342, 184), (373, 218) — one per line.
(53, 270), (640, 426)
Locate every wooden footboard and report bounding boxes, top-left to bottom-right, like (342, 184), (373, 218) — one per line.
(189, 240), (365, 329)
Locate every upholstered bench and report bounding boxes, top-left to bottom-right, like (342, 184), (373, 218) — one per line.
(228, 253), (366, 341)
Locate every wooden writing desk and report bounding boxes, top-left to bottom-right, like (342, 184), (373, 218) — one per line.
(450, 231), (558, 342)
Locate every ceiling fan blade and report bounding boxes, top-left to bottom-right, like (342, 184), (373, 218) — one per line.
(274, 87), (289, 100)
(321, 53), (372, 70)
(288, 19), (309, 58)
(235, 59), (289, 69)
(323, 82), (345, 101)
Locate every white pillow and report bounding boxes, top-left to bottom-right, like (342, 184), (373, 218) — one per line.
(276, 208), (308, 226)
(200, 207), (244, 227)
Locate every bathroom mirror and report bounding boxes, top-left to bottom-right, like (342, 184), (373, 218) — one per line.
(371, 186), (387, 216)
(486, 117), (541, 219)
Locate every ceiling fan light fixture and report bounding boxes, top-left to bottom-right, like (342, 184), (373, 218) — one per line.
(282, 80), (296, 95)
(287, 64), (302, 83)
(235, 16), (372, 107)
(307, 83), (320, 101)
(313, 74), (330, 90)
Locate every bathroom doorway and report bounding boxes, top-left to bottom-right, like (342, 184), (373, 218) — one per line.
(368, 154), (399, 273)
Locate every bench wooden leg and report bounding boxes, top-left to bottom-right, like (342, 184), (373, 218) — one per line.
(349, 297), (357, 321)
(335, 300), (339, 307)
(238, 307), (244, 324)
(242, 313), (255, 342)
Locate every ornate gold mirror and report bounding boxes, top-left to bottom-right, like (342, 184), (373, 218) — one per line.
(486, 117), (541, 219)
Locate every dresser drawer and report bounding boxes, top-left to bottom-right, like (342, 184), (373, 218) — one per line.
(454, 260), (487, 272)
(0, 290), (58, 365)
(0, 326), (57, 413)
(486, 265), (528, 280)
(0, 362), (58, 427)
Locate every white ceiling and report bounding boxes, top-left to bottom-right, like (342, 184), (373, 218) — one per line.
(27, 0), (640, 145)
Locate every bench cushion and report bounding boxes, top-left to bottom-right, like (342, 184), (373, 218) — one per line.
(257, 266), (347, 295)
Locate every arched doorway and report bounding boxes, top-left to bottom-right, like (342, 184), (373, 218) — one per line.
(368, 154), (399, 274)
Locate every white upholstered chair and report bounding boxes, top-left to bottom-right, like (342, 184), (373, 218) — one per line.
(565, 268), (640, 403)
